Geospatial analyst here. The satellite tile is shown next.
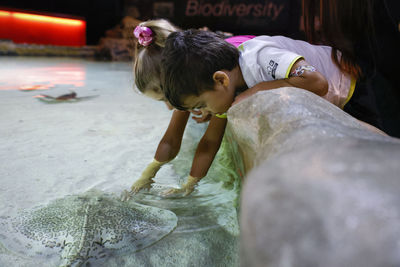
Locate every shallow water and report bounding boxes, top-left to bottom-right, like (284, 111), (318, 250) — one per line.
(0, 57), (242, 266)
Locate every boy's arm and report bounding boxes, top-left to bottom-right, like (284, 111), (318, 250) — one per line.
(233, 59), (328, 105)
(131, 110), (189, 193)
(190, 115), (227, 178)
(163, 115), (227, 196)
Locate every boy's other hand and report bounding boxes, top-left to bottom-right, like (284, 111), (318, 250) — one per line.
(161, 175), (201, 197)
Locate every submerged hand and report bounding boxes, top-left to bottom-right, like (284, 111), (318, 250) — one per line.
(131, 176), (154, 193)
(120, 189), (132, 202)
(130, 159), (166, 194)
(162, 175), (201, 197)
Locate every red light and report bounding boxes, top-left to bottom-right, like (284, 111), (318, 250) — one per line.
(12, 12), (84, 26)
(0, 9), (86, 46)
(0, 11), (11, 16)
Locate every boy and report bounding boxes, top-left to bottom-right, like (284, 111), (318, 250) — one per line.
(161, 29), (355, 117)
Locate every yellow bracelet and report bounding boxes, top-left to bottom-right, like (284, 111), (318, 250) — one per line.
(145, 159), (166, 171)
(215, 113), (227, 119)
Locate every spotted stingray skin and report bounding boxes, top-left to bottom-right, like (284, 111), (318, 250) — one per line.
(0, 190), (177, 266)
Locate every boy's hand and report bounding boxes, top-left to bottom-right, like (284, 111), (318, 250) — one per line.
(162, 175), (201, 197)
(130, 159), (165, 193)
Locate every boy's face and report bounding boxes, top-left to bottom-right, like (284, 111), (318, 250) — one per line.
(182, 77), (235, 116)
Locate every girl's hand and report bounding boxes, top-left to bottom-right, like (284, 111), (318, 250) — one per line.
(162, 175), (201, 197)
(190, 110), (212, 123)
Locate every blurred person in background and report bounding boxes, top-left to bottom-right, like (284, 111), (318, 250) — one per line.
(302, 0), (400, 137)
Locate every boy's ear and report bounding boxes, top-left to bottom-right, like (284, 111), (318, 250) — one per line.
(212, 71), (230, 87)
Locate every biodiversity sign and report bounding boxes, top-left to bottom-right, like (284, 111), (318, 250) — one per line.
(166, 0), (296, 35)
(184, 0), (285, 19)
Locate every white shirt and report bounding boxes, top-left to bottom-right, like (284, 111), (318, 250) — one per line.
(238, 36), (353, 107)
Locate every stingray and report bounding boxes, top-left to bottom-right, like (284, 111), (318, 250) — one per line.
(0, 190), (177, 266)
(34, 91), (99, 103)
(38, 91), (78, 100)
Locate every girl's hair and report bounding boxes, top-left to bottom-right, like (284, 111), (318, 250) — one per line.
(302, 0), (376, 79)
(133, 19), (180, 95)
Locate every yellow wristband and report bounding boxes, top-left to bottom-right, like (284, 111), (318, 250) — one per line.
(139, 158), (167, 179)
(215, 113), (227, 119)
(151, 158), (168, 168)
(186, 175), (202, 186)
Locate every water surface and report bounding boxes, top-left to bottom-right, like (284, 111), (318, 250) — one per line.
(0, 56), (241, 266)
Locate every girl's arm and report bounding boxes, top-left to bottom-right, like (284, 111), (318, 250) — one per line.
(154, 110), (190, 162)
(233, 59), (328, 105)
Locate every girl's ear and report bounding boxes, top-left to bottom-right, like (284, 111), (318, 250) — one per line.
(212, 71), (230, 87)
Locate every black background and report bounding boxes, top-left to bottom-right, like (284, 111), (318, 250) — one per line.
(0, 0), (303, 45)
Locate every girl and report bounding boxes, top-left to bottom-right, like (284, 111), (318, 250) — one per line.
(131, 19), (250, 196)
(301, 0), (400, 137)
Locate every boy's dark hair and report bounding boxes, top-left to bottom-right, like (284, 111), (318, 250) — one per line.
(161, 29), (239, 110)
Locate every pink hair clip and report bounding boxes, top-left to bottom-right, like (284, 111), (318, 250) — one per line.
(133, 25), (154, 46)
